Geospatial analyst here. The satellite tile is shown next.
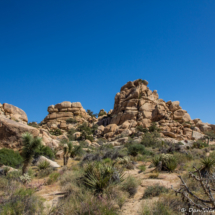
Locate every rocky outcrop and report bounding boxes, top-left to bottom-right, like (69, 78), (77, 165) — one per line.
(0, 117), (39, 149)
(0, 103), (28, 124)
(42, 101), (90, 130)
(97, 79), (214, 141)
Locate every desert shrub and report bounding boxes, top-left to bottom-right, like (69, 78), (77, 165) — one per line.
(67, 128), (76, 140)
(103, 148), (124, 160)
(20, 173), (31, 184)
(152, 154), (177, 172)
(98, 112), (106, 117)
(192, 140), (208, 149)
(143, 184), (169, 198)
(85, 135), (94, 142)
(128, 144), (152, 157)
(116, 156), (134, 169)
(55, 191), (118, 215)
(87, 109), (98, 118)
(77, 122), (92, 135)
(138, 164), (146, 172)
(0, 148), (23, 168)
(38, 167), (53, 178)
(91, 124), (99, 134)
(103, 158), (112, 164)
(47, 172), (60, 185)
(5, 170), (22, 181)
(49, 129), (62, 136)
(136, 125), (148, 133)
(34, 145), (55, 159)
(205, 131), (215, 140)
(28, 122), (39, 128)
(0, 186), (44, 214)
(37, 160), (50, 170)
(121, 175), (140, 197)
(141, 132), (161, 147)
(70, 145), (84, 158)
(97, 138), (107, 145)
(148, 122), (160, 132)
(136, 154), (145, 161)
(66, 118), (77, 124)
(82, 162), (124, 194)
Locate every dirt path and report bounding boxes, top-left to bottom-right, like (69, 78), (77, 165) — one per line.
(119, 164), (180, 215)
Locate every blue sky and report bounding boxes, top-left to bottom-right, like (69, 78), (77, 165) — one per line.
(1, 0), (215, 124)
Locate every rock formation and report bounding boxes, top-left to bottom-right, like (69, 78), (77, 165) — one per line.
(0, 117), (39, 149)
(42, 101), (91, 130)
(97, 79), (215, 140)
(0, 103), (28, 124)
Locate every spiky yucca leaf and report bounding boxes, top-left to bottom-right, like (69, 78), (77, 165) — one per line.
(83, 162), (124, 194)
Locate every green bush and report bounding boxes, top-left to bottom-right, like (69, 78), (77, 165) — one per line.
(98, 112), (106, 117)
(34, 145), (55, 159)
(121, 176), (139, 197)
(38, 160), (50, 170)
(0, 148), (23, 168)
(152, 154), (177, 172)
(66, 118), (77, 124)
(138, 165), (146, 172)
(47, 172), (60, 185)
(141, 132), (161, 147)
(70, 145), (84, 158)
(128, 144), (151, 157)
(192, 140), (208, 149)
(87, 109), (98, 118)
(0, 186), (44, 214)
(49, 129), (62, 136)
(143, 184), (169, 198)
(136, 125), (148, 133)
(67, 128), (76, 140)
(148, 122), (160, 132)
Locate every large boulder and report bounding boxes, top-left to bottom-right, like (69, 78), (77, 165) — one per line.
(0, 117), (39, 148)
(1, 103), (28, 123)
(35, 156), (60, 168)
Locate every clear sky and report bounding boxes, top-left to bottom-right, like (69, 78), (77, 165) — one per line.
(1, 0), (215, 124)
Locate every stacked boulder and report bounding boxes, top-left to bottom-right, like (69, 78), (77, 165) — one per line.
(0, 103), (28, 124)
(97, 79), (214, 140)
(42, 101), (90, 130)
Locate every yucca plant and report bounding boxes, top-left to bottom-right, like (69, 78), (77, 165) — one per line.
(200, 157), (215, 177)
(21, 132), (42, 175)
(38, 160), (50, 170)
(83, 162), (124, 194)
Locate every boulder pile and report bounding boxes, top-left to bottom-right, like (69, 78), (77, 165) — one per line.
(42, 101), (90, 130)
(97, 79), (215, 140)
(0, 103), (28, 124)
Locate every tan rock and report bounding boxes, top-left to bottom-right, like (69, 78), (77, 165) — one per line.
(3, 103), (28, 122)
(162, 131), (177, 138)
(192, 131), (205, 140)
(73, 132), (81, 139)
(55, 101), (72, 109)
(0, 117), (39, 148)
(168, 101), (181, 111)
(104, 124), (118, 134)
(85, 139), (91, 146)
(71, 102), (82, 108)
(121, 129), (132, 136)
(173, 109), (187, 120)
